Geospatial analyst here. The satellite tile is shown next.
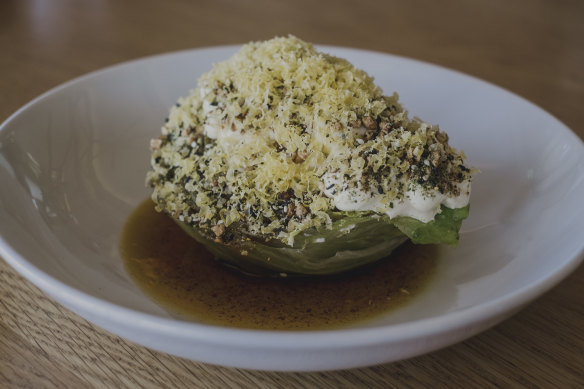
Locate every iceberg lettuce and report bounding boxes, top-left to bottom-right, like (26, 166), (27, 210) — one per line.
(177, 205), (469, 276)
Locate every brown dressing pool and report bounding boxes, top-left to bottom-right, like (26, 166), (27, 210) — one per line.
(120, 199), (438, 330)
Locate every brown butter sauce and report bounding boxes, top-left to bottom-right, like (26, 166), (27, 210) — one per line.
(120, 199), (438, 330)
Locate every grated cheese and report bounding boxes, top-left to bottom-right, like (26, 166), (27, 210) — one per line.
(147, 36), (471, 245)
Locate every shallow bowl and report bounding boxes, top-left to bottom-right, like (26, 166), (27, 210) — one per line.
(1, 45), (583, 371)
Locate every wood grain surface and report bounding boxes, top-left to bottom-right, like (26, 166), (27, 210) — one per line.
(1, 0), (583, 387)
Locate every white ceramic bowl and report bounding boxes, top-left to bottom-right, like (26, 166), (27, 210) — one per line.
(1, 46), (583, 371)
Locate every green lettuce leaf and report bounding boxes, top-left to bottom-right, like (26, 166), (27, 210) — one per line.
(391, 205), (470, 246)
(176, 205), (469, 276)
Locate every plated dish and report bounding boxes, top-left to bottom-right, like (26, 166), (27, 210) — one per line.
(148, 36), (472, 276)
(0, 44), (583, 371)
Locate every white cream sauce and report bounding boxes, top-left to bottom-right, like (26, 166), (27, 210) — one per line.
(322, 173), (470, 222)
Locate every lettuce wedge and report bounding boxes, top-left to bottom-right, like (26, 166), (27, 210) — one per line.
(177, 205), (469, 276)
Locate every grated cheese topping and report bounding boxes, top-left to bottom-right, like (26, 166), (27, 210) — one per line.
(147, 36), (472, 246)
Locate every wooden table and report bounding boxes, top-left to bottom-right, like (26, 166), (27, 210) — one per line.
(1, 0), (583, 387)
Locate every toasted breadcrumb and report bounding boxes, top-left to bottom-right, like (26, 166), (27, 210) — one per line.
(147, 36), (471, 245)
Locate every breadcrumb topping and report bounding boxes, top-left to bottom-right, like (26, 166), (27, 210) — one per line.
(147, 36), (471, 245)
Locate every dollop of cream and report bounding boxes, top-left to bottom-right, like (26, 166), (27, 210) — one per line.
(322, 173), (470, 222)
